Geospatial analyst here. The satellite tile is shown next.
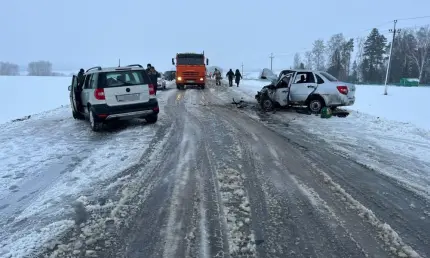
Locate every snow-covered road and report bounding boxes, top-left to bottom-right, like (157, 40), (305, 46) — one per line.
(1, 80), (429, 258)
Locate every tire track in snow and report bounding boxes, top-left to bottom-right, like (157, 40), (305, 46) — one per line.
(306, 161), (422, 258)
(205, 100), (374, 257)
(162, 116), (199, 258)
(190, 102), (256, 257)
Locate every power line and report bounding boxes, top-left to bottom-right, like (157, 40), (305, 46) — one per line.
(397, 15), (430, 21)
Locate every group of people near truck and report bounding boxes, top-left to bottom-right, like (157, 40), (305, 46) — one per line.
(212, 68), (242, 87)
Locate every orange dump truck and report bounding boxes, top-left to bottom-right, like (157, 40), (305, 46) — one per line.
(172, 52), (209, 90)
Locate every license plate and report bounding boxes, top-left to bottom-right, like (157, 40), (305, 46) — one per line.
(116, 93), (140, 102)
(187, 80), (195, 83)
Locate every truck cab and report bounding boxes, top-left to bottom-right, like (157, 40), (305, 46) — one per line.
(172, 52), (209, 90)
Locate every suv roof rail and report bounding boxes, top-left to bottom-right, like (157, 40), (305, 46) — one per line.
(86, 66), (102, 73)
(126, 64), (143, 68)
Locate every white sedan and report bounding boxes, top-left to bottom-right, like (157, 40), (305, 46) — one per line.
(157, 77), (167, 90)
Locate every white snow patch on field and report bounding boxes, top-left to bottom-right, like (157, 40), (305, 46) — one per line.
(0, 76), (71, 125)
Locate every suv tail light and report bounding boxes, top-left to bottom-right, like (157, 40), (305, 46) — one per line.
(148, 84), (155, 96)
(94, 88), (105, 100)
(337, 86), (349, 95)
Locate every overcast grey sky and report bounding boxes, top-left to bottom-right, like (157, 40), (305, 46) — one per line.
(2, 0), (430, 72)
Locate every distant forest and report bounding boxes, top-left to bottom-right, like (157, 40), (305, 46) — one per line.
(293, 25), (430, 85)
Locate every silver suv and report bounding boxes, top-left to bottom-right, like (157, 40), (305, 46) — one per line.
(68, 64), (159, 131)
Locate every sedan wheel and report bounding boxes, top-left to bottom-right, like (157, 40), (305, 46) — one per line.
(308, 99), (324, 113)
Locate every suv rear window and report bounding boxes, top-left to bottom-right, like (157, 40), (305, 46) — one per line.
(97, 70), (151, 88)
(320, 71), (338, 82)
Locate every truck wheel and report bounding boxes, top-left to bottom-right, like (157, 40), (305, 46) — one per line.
(260, 95), (274, 111)
(201, 84), (205, 89)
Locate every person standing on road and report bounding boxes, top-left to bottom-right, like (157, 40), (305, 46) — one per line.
(146, 64), (160, 95)
(213, 68), (222, 85)
(77, 68), (85, 88)
(226, 69), (234, 87)
(234, 69), (242, 87)
(75, 68), (85, 110)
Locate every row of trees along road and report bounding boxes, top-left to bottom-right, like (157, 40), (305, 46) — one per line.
(0, 61), (56, 76)
(293, 25), (430, 85)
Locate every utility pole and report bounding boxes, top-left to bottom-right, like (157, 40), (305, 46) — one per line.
(118, 58), (121, 67)
(384, 20), (401, 95)
(241, 62), (244, 76)
(269, 53), (274, 71)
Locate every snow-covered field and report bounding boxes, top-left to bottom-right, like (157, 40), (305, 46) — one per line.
(0, 76), (72, 124)
(0, 75), (176, 257)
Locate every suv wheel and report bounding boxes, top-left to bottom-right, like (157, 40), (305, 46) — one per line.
(145, 114), (158, 124)
(72, 111), (84, 120)
(89, 109), (102, 131)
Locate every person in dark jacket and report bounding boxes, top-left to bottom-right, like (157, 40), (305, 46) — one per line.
(75, 68), (85, 110)
(77, 68), (85, 89)
(146, 64), (160, 95)
(234, 69), (242, 87)
(226, 69), (234, 87)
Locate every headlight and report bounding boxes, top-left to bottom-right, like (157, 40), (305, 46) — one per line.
(177, 76), (182, 81)
(200, 77), (204, 81)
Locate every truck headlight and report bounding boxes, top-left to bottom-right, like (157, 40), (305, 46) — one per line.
(200, 78), (204, 81)
(177, 76), (182, 81)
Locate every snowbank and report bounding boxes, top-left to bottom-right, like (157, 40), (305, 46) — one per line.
(0, 76), (71, 125)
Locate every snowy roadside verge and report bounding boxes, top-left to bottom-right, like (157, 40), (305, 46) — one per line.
(0, 86), (176, 258)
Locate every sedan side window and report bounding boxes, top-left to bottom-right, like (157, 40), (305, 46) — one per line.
(315, 74), (325, 84)
(294, 72), (315, 84)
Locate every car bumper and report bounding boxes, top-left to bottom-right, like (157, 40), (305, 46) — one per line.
(176, 79), (205, 85)
(92, 99), (159, 120)
(323, 94), (355, 107)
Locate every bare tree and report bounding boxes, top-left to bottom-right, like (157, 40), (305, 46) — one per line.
(355, 36), (365, 82)
(312, 39), (326, 71)
(304, 51), (313, 69)
(0, 62), (20, 75)
(406, 25), (430, 83)
(327, 33), (345, 67)
(293, 53), (301, 69)
(28, 61), (53, 76)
